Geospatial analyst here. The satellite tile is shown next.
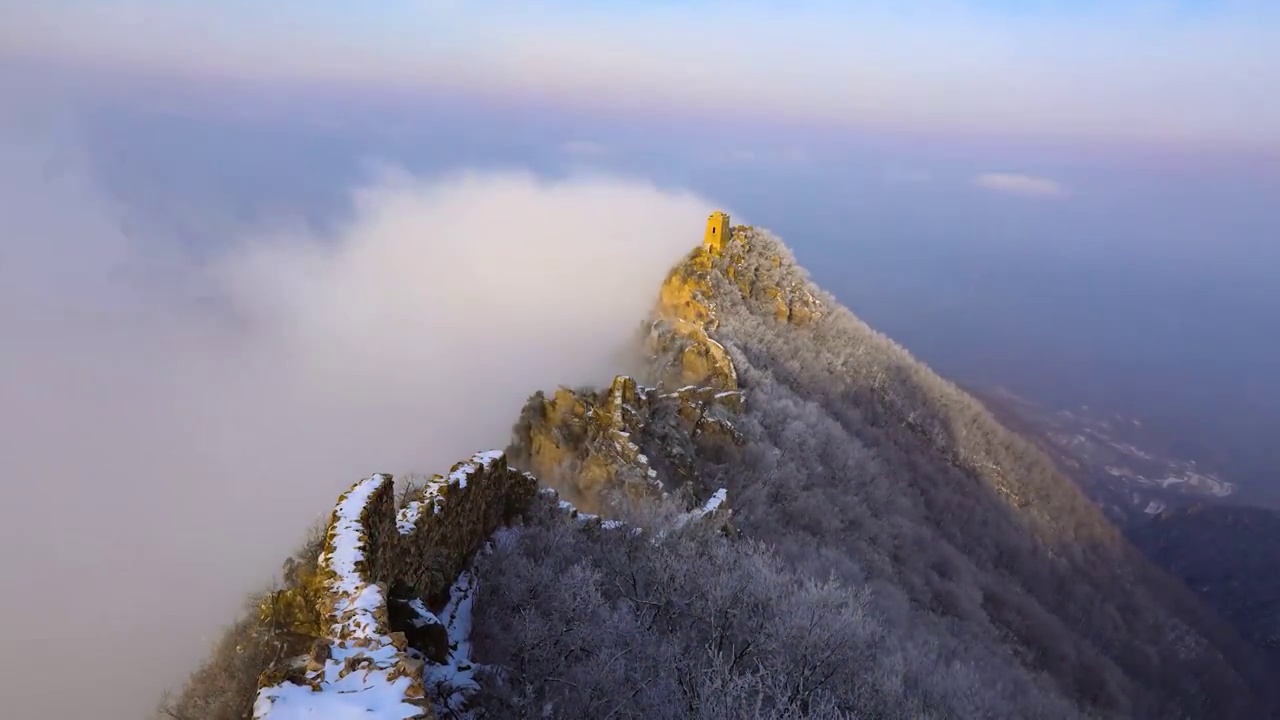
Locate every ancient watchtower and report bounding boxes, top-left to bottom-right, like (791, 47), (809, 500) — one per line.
(704, 211), (731, 252)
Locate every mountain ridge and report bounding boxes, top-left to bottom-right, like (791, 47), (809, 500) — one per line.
(164, 217), (1278, 720)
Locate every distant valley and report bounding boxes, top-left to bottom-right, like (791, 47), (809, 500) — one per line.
(976, 385), (1280, 669)
(973, 385), (1236, 523)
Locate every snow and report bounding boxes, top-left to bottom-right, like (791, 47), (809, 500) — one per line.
(397, 451), (507, 534)
(256, 474), (427, 720)
(259, 453), (516, 720)
(396, 476), (450, 532)
(407, 598), (443, 629)
(448, 466), (472, 488)
(702, 488), (728, 514)
(554, 497), (610, 526)
(254, 661), (422, 720)
(396, 498), (433, 533)
(327, 474), (390, 598)
(447, 450), (506, 489)
(425, 572), (482, 714)
(671, 487), (729, 531)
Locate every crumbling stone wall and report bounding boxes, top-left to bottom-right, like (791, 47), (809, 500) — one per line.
(393, 451), (538, 606)
(254, 451), (537, 719)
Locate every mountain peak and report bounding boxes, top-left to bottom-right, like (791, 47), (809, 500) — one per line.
(166, 215), (1279, 720)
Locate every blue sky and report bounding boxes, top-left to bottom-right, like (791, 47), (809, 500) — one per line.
(4, 0), (1278, 152)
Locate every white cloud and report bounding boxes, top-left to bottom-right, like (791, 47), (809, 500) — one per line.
(972, 172), (1067, 198)
(0, 117), (714, 719)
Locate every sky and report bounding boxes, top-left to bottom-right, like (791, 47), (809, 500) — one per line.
(1, 3), (1279, 719)
(3, 1), (1279, 152)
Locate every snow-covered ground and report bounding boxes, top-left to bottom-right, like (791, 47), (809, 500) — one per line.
(255, 452), (512, 720)
(255, 457), (730, 720)
(254, 473), (427, 720)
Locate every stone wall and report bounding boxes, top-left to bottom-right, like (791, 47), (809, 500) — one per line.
(253, 451), (537, 719)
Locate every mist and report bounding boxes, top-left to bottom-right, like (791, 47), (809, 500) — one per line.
(0, 110), (712, 718)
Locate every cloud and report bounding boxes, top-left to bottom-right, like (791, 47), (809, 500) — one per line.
(0, 114), (713, 719)
(972, 172), (1067, 198)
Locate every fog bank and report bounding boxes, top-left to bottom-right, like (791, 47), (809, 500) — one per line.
(0, 114), (711, 718)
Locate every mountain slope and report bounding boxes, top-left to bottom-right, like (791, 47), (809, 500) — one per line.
(1130, 503), (1280, 665)
(164, 218), (1276, 720)
(712, 227), (1274, 715)
(498, 223), (1276, 718)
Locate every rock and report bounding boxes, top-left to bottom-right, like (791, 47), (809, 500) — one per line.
(305, 638), (330, 674)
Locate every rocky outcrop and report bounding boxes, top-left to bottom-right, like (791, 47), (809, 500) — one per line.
(253, 452), (537, 720)
(510, 376), (743, 514)
(716, 226), (824, 326)
(509, 222), (814, 515)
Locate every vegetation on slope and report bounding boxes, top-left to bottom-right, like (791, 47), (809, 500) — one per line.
(1130, 503), (1280, 665)
(485, 225), (1277, 719)
(162, 221), (1277, 719)
(702, 227), (1274, 717)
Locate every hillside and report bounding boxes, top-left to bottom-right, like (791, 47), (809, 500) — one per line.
(972, 386), (1280, 668)
(1130, 504), (1280, 666)
(164, 217), (1277, 719)
(973, 386), (1236, 523)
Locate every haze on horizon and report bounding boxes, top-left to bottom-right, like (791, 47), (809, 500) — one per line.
(2, 2), (1279, 718)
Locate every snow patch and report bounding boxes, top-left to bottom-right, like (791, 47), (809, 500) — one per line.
(406, 598), (443, 630)
(702, 488), (728, 514)
(325, 474), (387, 599)
(397, 451), (507, 534)
(253, 650), (422, 720)
(672, 487), (730, 531)
(256, 474), (428, 720)
(425, 571), (481, 714)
